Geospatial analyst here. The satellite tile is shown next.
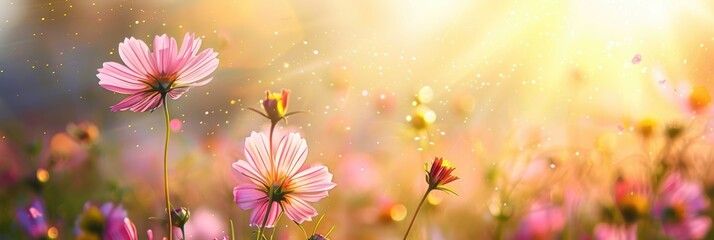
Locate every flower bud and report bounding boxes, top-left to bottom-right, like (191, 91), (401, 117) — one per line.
(262, 89), (289, 124)
(425, 157), (459, 194)
(171, 207), (190, 229)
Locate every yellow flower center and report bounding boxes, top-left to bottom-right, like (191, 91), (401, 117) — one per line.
(618, 195), (648, 223)
(664, 202), (687, 223)
(145, 72), (178, 93)
(267, 93), (286, 116)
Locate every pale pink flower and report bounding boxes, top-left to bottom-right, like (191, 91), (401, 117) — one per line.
(181, 208), (228, 239)
(147, 229), (168, 240)
(97, 33), (219, 112)
(593, 223), (637, 240)
(514, 202), (565, 240)
(232, 132), (336, 228)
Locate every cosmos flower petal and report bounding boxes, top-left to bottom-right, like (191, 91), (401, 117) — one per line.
(152, 34), (178, 74)
(97, 62), (148, 94)
(234, 184), (268, 210)
(687, 217), (712, 239)
(98, 77), (146, 95)
(118, 37), (155, 75)
(167, 86), (191, 100)
(243, 132), (273, 182)
(130, 92), (163, 112)
(275, 133), (308, 179)
(173, 33), (201, 71)
(232, 161), (267, 186)
(249, 201), (280, 228)
(110, 91), (162, 112)
(177, 49), (219, 85)
(282, 196), (318, 224)
(287, 191), (329, 203)
(179, 33), (201, 57)
(289, 166), (336, 195)
(105, 217), (138, 240)
(594, 224), (636, 240)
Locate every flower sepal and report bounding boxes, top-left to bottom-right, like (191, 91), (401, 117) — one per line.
(435, 186), (458, 196)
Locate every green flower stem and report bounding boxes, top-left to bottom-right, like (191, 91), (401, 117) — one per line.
(257, 199), (274, 240)
(403, 189), (431, 240)
(162, 95), (174, 240)
(258, 121), (282, 240)
(270, 212), (283, 240)
(494, 219), (504, 240)
(230, 219), (235, 240)
(269, 122), (276, 164)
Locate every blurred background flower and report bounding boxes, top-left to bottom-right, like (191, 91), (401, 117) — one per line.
(3, 0), (714, 239)
(15, 198), (48, 239)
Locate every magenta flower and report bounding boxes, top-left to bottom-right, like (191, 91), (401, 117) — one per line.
(76, 202), (138, 240)
(654, 173), (711, 240)
(232, 132), (336, 228)
(97, 33), (219, 112)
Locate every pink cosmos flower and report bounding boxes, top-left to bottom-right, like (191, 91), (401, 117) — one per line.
(97, 33), (219, 112)
(232, 132), (336, 228)
(654, 173), (711, 240)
